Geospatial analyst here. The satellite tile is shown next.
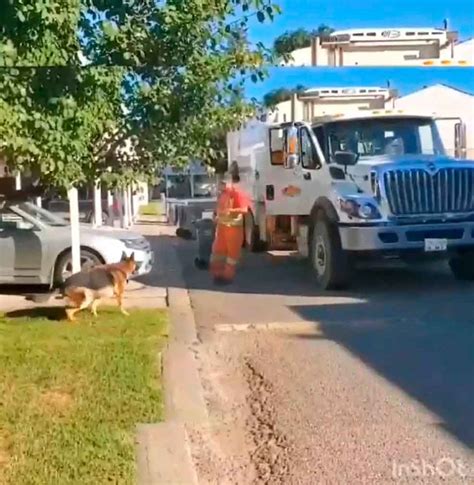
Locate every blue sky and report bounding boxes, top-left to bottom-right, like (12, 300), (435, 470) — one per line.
(245, 67), (474, 100)
(248, 0), (474, 45)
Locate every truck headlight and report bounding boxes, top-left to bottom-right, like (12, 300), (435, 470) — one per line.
(339, 199), (381, 220)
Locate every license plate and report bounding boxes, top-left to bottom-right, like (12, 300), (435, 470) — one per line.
(424, 238), (447, 252)
(202, 211), (214, 220)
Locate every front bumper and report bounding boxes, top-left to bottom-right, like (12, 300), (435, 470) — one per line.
(339, 221), (474, 252)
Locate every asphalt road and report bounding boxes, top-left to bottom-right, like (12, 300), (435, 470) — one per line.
(174, 236), (474, 484)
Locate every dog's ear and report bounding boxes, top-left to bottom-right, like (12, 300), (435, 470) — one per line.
(129, 252), (135, 262)
(120, 251), (127, 261)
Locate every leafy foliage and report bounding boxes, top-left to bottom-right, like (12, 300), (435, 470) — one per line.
(0, 1), (282, 190)
(273, 25), (335, 55)
(263, 85), (307, 107)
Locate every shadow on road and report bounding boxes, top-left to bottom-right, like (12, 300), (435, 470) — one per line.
(145, 234), (473, 298)
(289, 301), (474, 449)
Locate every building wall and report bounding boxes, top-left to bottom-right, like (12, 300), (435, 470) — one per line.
(282, 37), (467, 66)
(340, 43), (440, 66)
(311, 97), (387, 116)
(394, 85), (474, 159)
(283, 46), (312, 66)
(271, 95), (390, 122)
(453, 39), (474, 62)
(268, 98), (306, 123)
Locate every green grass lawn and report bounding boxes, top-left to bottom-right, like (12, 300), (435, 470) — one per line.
(138, 201), (163, 216)
(0, 307), (168, 485)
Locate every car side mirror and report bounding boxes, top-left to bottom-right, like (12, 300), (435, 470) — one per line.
(334, 151), (359, 166)
(284, 154), (299, 170)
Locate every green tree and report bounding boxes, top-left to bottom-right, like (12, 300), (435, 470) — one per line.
(0, 2), (124, 191)
(0, 1), (282, 191)
(263, 85), (307, 107)
(273, 24), (335, 56)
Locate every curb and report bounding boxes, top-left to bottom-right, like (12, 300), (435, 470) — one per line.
(136, 233), (207, 485)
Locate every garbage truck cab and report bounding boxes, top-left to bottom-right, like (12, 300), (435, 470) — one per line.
(228, 110), (474, 289)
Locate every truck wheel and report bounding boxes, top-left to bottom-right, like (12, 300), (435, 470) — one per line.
(310, 212), (352, 290)
(449, 253), (474, 280)
(244, 211), (265, 252)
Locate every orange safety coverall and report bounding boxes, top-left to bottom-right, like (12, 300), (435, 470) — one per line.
(210, 183), (249, 282)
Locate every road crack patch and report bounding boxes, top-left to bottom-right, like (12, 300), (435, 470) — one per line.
(244, 358), (291, 484)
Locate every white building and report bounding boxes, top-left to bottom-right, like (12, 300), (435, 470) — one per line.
(394, 84), (474, 159)
(283, 27), (473, 67)
(267, 86), (398, 123)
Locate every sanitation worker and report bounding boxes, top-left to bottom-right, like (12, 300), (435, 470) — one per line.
(210, 162), (249, 284)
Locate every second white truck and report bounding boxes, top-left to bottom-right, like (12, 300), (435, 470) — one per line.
(227, 110), (474, 289)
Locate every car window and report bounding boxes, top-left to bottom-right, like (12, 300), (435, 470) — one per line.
(0, 208), (35, 231)
(13, 202), (68, 227)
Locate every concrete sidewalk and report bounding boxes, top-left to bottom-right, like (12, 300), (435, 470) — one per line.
(0, 220), (169, 314)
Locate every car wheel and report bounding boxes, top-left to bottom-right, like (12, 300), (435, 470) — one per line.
(54, 248), (104, 285)
(309, 211), (352, 290)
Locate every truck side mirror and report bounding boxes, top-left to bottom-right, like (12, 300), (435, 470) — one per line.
(285, 154), (299, 169)
(334, 151), (359, 166)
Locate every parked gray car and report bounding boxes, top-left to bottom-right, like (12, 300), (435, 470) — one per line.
(0, 200), (154, 286)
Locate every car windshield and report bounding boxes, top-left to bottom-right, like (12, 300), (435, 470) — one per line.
(323, 117), (446, 162)
(14, 202), (68, 227)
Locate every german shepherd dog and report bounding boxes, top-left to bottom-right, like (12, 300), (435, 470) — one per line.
(61, 253), (137, 321)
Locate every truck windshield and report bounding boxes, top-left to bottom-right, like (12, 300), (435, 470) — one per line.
(324, 117), (445, 162)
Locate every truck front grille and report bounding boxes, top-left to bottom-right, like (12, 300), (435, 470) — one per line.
(383, 167), (474, 216)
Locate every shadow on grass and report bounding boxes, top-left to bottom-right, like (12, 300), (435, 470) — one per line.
(5, 306), (66, 321)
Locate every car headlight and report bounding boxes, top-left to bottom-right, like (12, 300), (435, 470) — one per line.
(120, 238), (149, 250)
(339, 198), (381, 220)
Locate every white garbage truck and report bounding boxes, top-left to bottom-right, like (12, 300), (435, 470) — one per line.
(227, 110), (474, 289)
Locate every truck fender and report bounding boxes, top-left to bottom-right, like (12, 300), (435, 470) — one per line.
(310, 197), (339, 225)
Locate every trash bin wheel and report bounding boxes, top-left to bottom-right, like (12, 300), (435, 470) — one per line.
(194, 257), (209, 270)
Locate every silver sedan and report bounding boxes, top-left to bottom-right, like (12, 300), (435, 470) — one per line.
(0, 200), (154, 286)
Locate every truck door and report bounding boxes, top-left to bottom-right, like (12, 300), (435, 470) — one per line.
(293, 126), (325, 214)
(263, 126), (302, 216)
(434, 116), (466, 159)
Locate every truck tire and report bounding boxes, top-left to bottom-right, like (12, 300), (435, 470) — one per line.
(449, 253), (474, 280)
(309, 211), (352, 290)
(244, 211), (265, 252)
